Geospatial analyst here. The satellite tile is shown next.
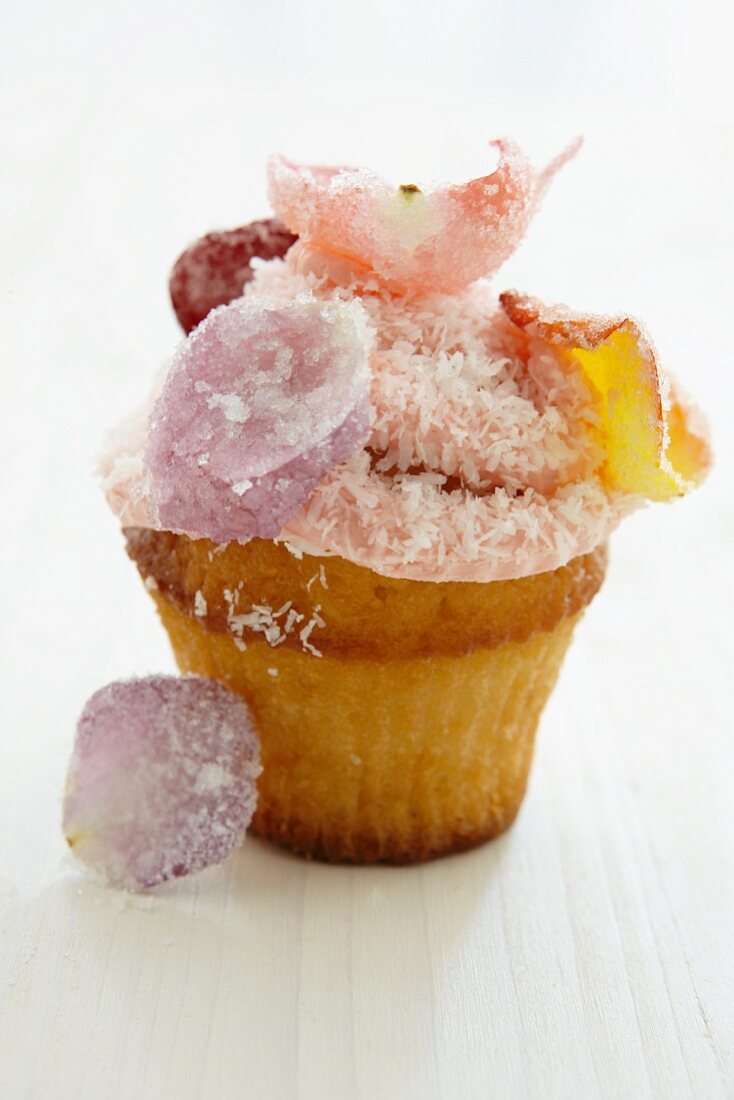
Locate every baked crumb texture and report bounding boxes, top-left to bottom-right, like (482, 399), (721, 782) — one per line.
(126, 530), (605, 863)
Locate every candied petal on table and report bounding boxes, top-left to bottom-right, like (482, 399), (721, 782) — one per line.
(500, 291), (711, 499)
(63, 676), (261, 891)
(148, 294), (373, 543)
(267, 138), (580, 293)
(169, 219), (298, 333)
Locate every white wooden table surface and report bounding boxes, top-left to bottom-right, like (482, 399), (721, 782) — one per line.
(1, 4), (733, 1097)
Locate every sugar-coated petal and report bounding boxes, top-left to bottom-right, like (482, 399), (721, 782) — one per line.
(63, 676), (261, 891)
(148, 294), (374, 543)
(169, 219), (297, 334)
(500, 291), (711, 499)
(267, 138), (580, 294)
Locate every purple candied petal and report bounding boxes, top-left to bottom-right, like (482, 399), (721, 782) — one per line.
(151, 395), (371, 542)
(147, 293), (373, 544)
(63, 676), (261, 891)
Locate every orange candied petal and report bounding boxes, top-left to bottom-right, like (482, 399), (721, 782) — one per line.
(499, 292), (710, 500)
(665, 391), (711, 485)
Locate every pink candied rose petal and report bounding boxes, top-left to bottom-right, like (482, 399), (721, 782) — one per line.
(147, 293), (374, 543)
(267, 137), (581, 294)
(63, 676), (261, 891)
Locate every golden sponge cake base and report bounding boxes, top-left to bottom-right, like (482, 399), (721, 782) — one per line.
(125, 532), (605, 864)
(153, 593), (581, 862)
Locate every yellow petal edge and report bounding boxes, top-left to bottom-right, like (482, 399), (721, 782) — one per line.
(500, 292), (710, 501)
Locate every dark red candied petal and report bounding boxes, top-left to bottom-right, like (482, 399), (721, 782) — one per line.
(169, 218), (298, 334)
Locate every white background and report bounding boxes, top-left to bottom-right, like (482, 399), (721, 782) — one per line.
(1, 2), (733, 1097)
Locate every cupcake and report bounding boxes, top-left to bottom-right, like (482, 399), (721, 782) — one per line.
(101, 139), (709, 863)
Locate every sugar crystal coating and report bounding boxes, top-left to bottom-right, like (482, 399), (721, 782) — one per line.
(268, 138), (580, 294)
(63, 676), (261, 891)
(169, 219), (297, 334)
(148, 294), (374, 543)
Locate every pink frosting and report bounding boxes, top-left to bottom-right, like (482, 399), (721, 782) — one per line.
(99, 400), (155, 528)
(262, 261), (629, 580)
(101, 259), (632, 582)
